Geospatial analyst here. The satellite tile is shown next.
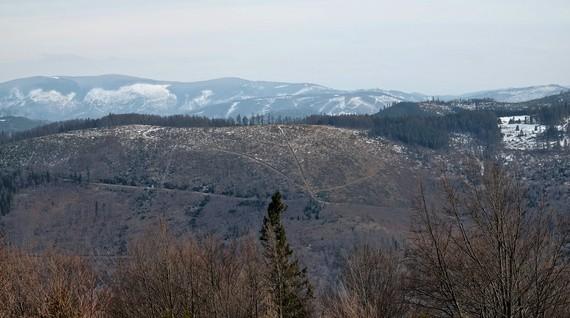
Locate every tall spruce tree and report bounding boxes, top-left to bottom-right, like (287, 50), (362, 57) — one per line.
(260, 192), (313, 318)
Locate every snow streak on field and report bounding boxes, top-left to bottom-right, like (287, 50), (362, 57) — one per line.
(500, 116), (544, 150)
(500, 116), (569, 150)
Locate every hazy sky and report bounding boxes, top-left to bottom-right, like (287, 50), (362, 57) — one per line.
(1, 0), (569, 94)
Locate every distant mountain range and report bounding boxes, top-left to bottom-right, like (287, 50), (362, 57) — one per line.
(0, 75), (567, 121)
(453, 84), (570, 103)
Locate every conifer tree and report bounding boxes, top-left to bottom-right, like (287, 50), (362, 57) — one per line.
(260, 192), (313, 318)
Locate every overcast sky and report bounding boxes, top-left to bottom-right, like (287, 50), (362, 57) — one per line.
(0, 0), (569, 94)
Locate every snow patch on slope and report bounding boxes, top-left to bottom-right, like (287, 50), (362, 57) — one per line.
(186, 90), (214, 111)
(346, 97), (377, 113)
(373, 95), (400, 106)
(293, 84), (328, 96)
(499, 115), (569, 150)
(85, 84), (177, 110)
(0, 87), (77, 109)
(28, 89), (76, 106)
(500, 116), (544, 150)
(225, 102), (240, 118)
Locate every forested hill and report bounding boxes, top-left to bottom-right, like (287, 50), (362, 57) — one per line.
(305, 105), (501, 149)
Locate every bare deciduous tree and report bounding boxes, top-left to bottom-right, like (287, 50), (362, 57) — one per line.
(406, 163), (570, 318)
(0, 244), (109, 318)
(321, 244), (410, 318)
(109, 225), (270, 318)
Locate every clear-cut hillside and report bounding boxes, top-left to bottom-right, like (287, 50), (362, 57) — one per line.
(0, 124), (432, 279)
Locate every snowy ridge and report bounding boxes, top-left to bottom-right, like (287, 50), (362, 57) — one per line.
(458, 85), (569, 103)
(0, 75), (566, 121)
